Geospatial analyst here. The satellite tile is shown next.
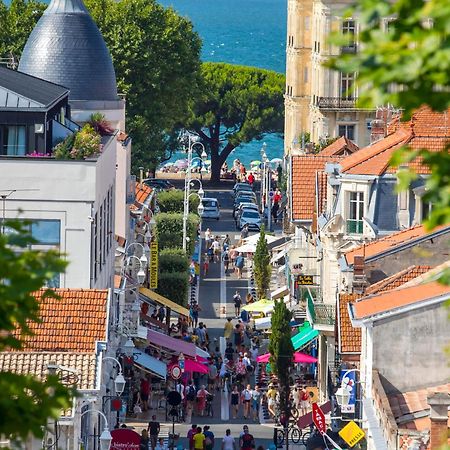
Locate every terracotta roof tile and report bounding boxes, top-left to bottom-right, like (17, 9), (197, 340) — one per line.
(0, 352), (97, 391)
(351, 281), (450, 319)
(338, 293), (361, 354)
(14, 288), (108, 353)
(388, 383), (450, 431)
(316, 171), (328, 216)
(343, 224), (450, 266)
(340, 107), (449, 176)
(319, 136), (359, 157)
(292, 155), (341, 221)
(135, 182), (152, 205)
(365, 265), (432, 295)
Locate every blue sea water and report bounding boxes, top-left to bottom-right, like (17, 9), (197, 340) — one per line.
(159, 0), (287, 166)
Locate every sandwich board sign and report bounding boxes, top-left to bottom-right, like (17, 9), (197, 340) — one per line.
(338, 420), (365, 447)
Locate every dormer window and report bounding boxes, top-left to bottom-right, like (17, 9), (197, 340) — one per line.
(347, 191), (364, 234)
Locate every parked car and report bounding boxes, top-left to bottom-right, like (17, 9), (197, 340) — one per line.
(233, 183), (253, 195)
(143, 178), (175, 191)
(200, 197), (220, 220)
(235, 188), (257, 201)
(239, 209), (262, 230)
(233, 196), (257, 218)
(235, 202), (259, 222)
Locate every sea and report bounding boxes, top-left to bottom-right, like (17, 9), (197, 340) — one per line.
(159, 0), (287, 166)
(8, 0), (287, 166)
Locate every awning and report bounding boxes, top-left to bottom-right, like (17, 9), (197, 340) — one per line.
(244, 233), (279, 245)
(133, 349), (167, 380)
(147, 328), (197, 358)
(270, 249), (287, 264)
(254, 316), (305, 330)
(140, 287), (189, 317)
(196, 347), (210, 359)
(291, 321), (319, 350)
(270, 285), (289, 300)
(256, 351), (317, 364)
(242, 299), (274, 315)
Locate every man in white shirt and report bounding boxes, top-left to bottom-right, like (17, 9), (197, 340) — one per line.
(222, 429), (236, 450)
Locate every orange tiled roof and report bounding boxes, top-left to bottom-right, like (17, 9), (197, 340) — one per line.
(351, 281), (450, 320)
(135, 182), (152, 205)
(292, 155), (341, 221)
(338, 293), (361, 354)
(340, 107), (449, 176)
(343, 224), (450, 266)
(319, 136), (359, 157)
(16, 289), (108, 353)
(315, 171), (328, 217)
(365, 265), (432, 295)
(114, 275), (123, 289)
(115, 234), (126, 248)
(388, 383), (450, 431)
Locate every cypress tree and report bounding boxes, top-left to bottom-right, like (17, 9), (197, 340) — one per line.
(253, 225), (271, 299)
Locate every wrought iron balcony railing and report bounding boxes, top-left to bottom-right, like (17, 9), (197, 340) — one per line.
(317, 97), (357, 109)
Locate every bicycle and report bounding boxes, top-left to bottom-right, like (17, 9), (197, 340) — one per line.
(275, 426), (302, 445)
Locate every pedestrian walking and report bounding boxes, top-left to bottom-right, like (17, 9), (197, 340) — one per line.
(196, 385), (210, 416)
(251, 385), (262, 422)
(300, 385), (310, 415)
(205, 228), (212, 248)
(203, 426), (215, 450)
(140, 430), (150, 450)
(223, 249), (230, 272)
(140, 376), (150, 411)
(222, 429), (236, 450)
(230, 385), (241, 419)
(147, 415), (160, 450)
(234, 253), (244, 279)
(271, 201), (279, 224)
(247, 172), (255, 187)
(208, 359), (218, 391)
(193, 427), (205, 450)
(155, 438), (167, 450)
(203, 253), (209, 276)
(234, 325), (244, 354)
(224, 318), (234, 342)
(240, 225), (249, 242)
(186, 382), (197, 423)
(266, 384), (277, 418)
(190, 303), (200, 328)
(211, 237), (221, 262)
(187, 425), (197, 450)
(239, 426), (254, 450)
(241, 384), (252, 419)
(233, 291), (242, 317)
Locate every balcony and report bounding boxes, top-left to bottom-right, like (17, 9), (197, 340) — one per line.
(341, 44), (358, 54)
(346, 219), (363, 234)
(307, 297), (336, 332)
(317, 97), (357, 110)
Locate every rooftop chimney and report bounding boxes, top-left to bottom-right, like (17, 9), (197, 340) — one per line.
(427, 391), (450, 449)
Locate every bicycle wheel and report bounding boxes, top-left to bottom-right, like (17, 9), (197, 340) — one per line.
(301, 430), (311, 445)
(276, 429), (285, 446)
(290, 427), (301, 444)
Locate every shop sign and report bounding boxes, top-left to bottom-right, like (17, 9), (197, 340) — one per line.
(170, 365), (182, 380)
(296, 274), (314, 285)
(149, 240), (158, 289)
(291, 263), (304, 275)
(312, 402), (326, 435)
(338, 420), (365, 447)
(111, 429), (140, 450)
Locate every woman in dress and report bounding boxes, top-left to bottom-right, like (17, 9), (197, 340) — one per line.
(230, 385), (240, 419)
(196, 385), (210, 416)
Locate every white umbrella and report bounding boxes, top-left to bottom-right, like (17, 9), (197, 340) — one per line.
(244, 233), (279, 245)
(270, 158), (283, 165)
(234, 243), (256, 253)
(174, 159), (188, 168)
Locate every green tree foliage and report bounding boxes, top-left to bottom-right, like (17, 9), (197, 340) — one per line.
(0, 0), (45, 59)
(187, 62), (285, 181)
(85, 0), (202, 173)
(253, 225), (272, 299)
(156, 271), (189, 307)
(328, 0), (450, 231)
(0, 221), (73, 441)
(157, 189), (200, 214)
(268, 300), (294, 415)
(155, 212), (199, 256)
(159, 248), (189, 273)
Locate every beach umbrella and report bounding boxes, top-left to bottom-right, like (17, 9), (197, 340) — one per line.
(168, 359), (207, 374)
(164, 161), (175, 166)
(241, 299), (274, 315)
(256, 351), (318, 364)
(244, 233), (279, 245)
(270, 158), (283, 165)
(174, 159), (188, 168)
(250, 160), (261, 166)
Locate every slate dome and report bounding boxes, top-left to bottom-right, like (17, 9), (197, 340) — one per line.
(18, 0), (118, 102)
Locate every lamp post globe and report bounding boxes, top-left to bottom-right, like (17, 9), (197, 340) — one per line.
(137, 269), (146, 284)
(139, 254), (148, 265)
(124, 338), (135, 357)
(198, 187), (205, 200)
(99, 428), (112, 450)
(197, 204), (205, 215)
(201, 149), (207, 159)
(114, 373), (126, 396)
(335, 386), (350, 407)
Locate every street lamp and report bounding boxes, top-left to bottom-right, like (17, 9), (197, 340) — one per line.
(80, 409), (112, 450)
(103, 356), (126, 396)
(124, 338), (136, 357)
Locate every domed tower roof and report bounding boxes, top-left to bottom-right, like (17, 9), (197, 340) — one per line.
(18, 0), (118, 102)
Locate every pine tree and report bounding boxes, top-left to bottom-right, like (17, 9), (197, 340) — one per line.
(253, 225), (271, 299)
(268, 300), (294, 419)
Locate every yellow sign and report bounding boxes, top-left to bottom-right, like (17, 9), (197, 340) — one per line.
(149, 240), (158, 289)
(339, 421), (365, 447)
(296, 274), (314, 285)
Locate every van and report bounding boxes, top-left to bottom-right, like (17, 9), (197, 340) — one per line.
(201, 197), (220, 220)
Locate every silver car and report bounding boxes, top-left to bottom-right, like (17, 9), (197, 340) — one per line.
(239, 209), (262, 230)
(200, 197), (220, 220)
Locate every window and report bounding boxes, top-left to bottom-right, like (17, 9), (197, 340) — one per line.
(342, 20), (356, 47)
(31, 220), (61, 245)
(340, 72), (355, 99)
(338, 124), (355, 141)
(421, 200), (433, 222)
(347, 192), (364, 234)
(1, 125), (26, 156)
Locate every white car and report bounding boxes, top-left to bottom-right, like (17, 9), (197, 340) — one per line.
(235, 203), (259, 222)
(239, 209), (262, 230)
(200, 197), (220, 220)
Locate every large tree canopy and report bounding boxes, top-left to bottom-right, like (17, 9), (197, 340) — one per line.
(187, 62), (285, 181)
(0, 0), (202, 173)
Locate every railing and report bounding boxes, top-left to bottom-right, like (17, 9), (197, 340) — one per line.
(346, 219), (363, 234)
(317, 97), (357, 109)
(341, 44), (358, 54)
(307, 297), (336, 326)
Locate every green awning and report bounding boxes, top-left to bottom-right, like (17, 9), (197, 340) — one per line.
(291, 321), (318, 350)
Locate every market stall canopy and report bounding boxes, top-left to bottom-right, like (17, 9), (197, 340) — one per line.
(234, 243), (256, 253)
(242, 299), (274, 315)
(291, 321), (319, 350)
(254, 316), (304, 330)
(196, 347), (210, 359)
(256, 351), (317, 364)
(140, 287), (190, 317)
(244, 233), (279, 246)
(147, 328), (197, 358)
(168, 359), (208, 374)
(133, 349), (167, 379)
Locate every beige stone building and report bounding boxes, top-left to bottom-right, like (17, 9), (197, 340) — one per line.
(284, 0), (375, 153)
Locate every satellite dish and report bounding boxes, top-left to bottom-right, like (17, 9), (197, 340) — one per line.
(167, 390), (182, 406)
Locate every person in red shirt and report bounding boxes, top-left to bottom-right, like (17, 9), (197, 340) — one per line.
(247, 172), (255, 187)
(140, 377), (150, 411)
(273, 188), (282, 204)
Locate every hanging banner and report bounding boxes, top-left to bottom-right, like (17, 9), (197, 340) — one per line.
(150, 240), (158, 289)
(111, 429), (140, 450)
(340, 370), (357, 413)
